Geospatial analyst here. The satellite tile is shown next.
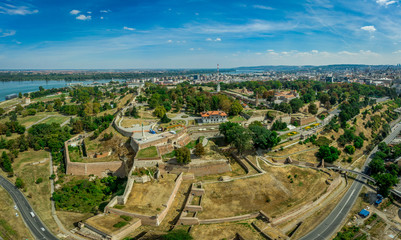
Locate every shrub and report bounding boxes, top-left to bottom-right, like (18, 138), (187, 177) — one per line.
(344, 145), (356, 155)
(120, 215), (132, 221)
(35, 178), (43, 184)
(113, 221), (128, 228)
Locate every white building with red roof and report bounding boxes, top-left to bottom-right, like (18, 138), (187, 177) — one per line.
(200, 111), (228, 123)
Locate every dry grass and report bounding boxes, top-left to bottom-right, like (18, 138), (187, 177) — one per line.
(4, 150), (61, 235)
(56, 211), (93, 230)
(0, 186), (33, 240)
(191, 221), (264, 240)
(195, 161), (247, 182)
(124, 174), (177, 215)
(85, 213), (138, 235)
(198, 166), (328, 219)
(121, 118), (155, 127)
(201, 141), (226, 161)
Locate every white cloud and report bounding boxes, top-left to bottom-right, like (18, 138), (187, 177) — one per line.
(123, 26), (135, 31)
(100, 10), (111, 13)
(76, 15), (91, 20)
(100, 16), (104, 20)
(0, 3), (38, 15)
(376, 0), (397, 6)
(87, 11), (92, 14)
(70, 9), (80, 15)
(311, 50), (319, 53)
(253, 5), (274, 10)
(0, 30), (16, 38)
(206, 37), (221, 41)
(361, 25), (376, 32)
(167, 40), (173, 43)
(393, 50), (401, 54)
(189, 48), (195, 51)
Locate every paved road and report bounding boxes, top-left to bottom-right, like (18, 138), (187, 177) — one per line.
(0, 175), (59, 240)
(300, 121), (401, 240)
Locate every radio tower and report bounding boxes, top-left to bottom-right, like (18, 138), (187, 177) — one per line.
(217, 64), (220, 75)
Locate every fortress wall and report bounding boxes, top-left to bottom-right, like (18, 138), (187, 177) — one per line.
(156, 173), (183, 224)
(198, 212), (260, 224)
(159, 161), (231, 177)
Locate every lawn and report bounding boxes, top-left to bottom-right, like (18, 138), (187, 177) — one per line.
(228, 115), (246, 122)
(0, 186), (32, 240)
(42, 115), (69, 125)
(136, 146), (158, 159)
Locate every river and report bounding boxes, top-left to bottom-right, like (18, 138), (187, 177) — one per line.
(0, 79), (124, 102)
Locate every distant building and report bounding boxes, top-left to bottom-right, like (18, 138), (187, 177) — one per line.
(200, 111), (228, 123)
(273, 90), (299, 104)
(5, 94), (18, 100)
(23, 97), (31, 105)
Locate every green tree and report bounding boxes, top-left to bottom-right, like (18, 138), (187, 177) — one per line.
(344, 145), (356, 155)
(18, 92), (22, 98)
(353, 136), (364, 149)
(0, 108), (4, 116)
(317, 145), (340, 163)
(289, 98), (304, 113)
(227, 126), (253, 154)
(308, 103), (318, 115)
(1, 151), (13, 173)
(271, 120), (287, 131)
(230, 100), (243, 116)
(194, 142), (205, 157)
(176, 147), (191, 165)
(153, 105), (167, 118)
(15, 177), (25, 189)
(161, 113), (171, 123)
(249, 125), (280, 150)
(219, 122), (240, 140)
(163, 230), (193, 240)
(374, 173), (399, 197)
(368, 157), (386, 175)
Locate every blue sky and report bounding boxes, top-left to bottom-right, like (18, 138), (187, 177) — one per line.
(1, 0), (401, 69)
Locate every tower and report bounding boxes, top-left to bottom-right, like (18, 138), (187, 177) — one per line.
(217, 82), (221, 93)
(217, 64), (219, 75)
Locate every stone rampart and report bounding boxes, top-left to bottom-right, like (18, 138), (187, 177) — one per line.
(231, 154), (249, 174)
(243, 156), (263, 173)
(156, 173), (183, 225)
(198, 212), (260, 224)
(159, 161), (231, 176)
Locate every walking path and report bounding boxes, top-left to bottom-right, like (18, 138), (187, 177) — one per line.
(49, 153), (87, 240)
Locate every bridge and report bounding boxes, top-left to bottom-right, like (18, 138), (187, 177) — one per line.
(326, 167), (376, 183)
(326, 166), (401, 198)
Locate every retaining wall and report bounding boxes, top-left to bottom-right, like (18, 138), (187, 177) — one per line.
(65, 142), (126, 177)
(231, 154), (249, 174)
(159, 161), (231, 176)
(198, 212), (260, 224)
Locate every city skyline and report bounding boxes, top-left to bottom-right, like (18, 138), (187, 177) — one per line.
(2, 0), (401, 69)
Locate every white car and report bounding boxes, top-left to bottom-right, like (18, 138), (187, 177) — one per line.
(15, 213), (19, 217)
(41, 227), (45, 232)
(14, 205), (17, 210)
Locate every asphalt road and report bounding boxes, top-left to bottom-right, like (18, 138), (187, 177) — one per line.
(0, 175), (59, 240)
(300, 121), (401, 240)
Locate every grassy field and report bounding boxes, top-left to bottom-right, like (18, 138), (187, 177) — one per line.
(41, 115), (69, 125)
(0, 150), (60, 236)
(198, 166), (328, 219)
(228, 115), (246, 122)
(0, 186), (33, 240)
(124, 174), (177, 215)
(136, 146), (158, 159)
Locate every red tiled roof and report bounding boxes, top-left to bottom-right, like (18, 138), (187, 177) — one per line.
(201, 111), (227, 117)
